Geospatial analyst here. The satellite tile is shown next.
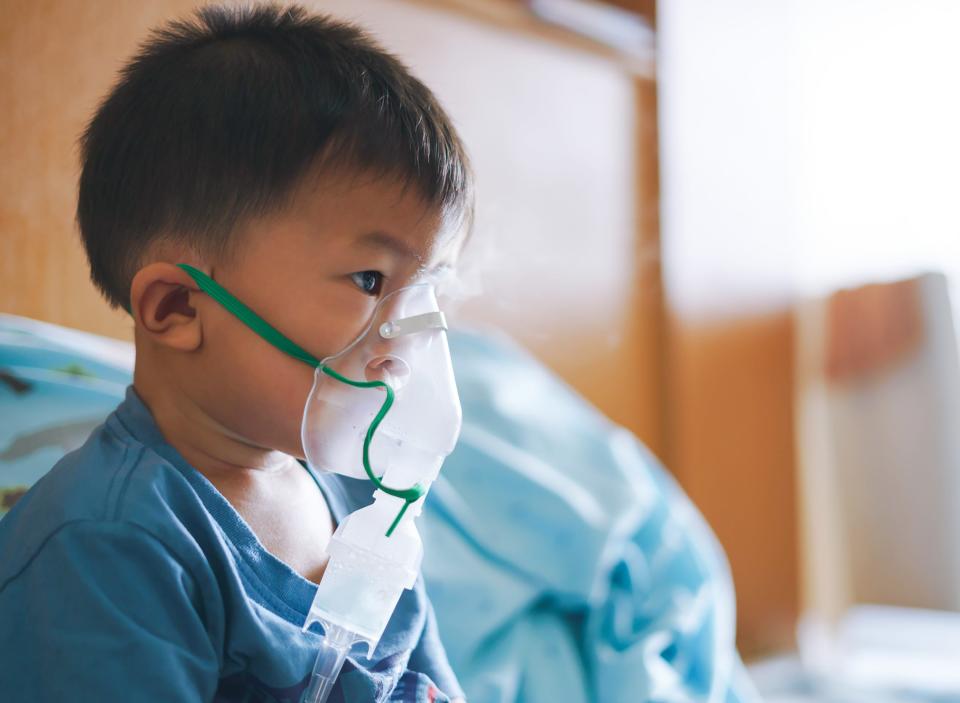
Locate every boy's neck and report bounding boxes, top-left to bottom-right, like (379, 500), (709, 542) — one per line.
(133, 362), (295, 480)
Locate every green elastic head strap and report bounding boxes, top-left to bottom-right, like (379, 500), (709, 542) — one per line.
(178, 264), (321, 368)
(177, 263), (425, 536)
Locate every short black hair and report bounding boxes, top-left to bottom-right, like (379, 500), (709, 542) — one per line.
(77, 3), (473, 308)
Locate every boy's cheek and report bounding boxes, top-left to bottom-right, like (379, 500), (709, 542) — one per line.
(197, 324), (315, 455)
(247, 358), (316, 455)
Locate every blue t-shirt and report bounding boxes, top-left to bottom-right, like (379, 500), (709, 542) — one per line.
(0, 387), (463, 702)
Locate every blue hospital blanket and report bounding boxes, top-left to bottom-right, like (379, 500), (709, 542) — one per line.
(423, 331), (758, 703)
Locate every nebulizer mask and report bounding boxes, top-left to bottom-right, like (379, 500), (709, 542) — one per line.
(177, 264), (462, 703)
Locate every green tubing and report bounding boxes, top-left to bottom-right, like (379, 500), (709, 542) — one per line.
(177, 263), (424, 536)
(318, 366), (426, 537)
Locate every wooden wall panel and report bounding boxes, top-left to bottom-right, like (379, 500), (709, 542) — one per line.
(0, 0), (200, 342)
(665, 312), (798, 655)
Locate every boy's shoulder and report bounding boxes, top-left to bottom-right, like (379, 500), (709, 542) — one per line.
(0, 402), (213, 587)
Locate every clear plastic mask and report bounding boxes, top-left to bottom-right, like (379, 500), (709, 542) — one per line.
(302, 282), (462, 485)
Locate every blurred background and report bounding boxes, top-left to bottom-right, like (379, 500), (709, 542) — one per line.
(3, 0), (959, 699)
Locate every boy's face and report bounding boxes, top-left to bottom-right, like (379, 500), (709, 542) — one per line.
(186, 168), (456, 459)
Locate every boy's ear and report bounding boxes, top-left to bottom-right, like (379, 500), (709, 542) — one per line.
(130, 263), (204, 352)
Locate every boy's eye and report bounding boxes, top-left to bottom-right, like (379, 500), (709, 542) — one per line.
(350, 271), (384, 296)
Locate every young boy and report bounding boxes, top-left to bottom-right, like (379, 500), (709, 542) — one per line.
(0, 4), (472, 701)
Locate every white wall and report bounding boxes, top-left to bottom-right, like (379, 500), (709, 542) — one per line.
(792, 0), (960, 304)
(658, 0), (793, 321)
(660, 0), (960, 317)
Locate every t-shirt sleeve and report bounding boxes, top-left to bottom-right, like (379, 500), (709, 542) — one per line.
(0, 519), (220, 702)
(406, 596), (466, 701)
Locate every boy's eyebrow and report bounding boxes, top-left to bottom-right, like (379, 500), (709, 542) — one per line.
(356, 231), (425, 266)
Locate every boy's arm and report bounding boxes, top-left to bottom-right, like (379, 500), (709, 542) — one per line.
(0, 520), (220, 701)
